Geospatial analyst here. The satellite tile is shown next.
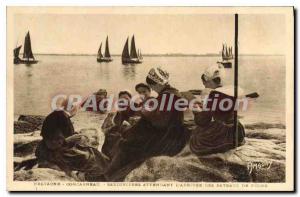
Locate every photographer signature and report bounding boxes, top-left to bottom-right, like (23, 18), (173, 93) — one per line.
(247, 161), (273, 174)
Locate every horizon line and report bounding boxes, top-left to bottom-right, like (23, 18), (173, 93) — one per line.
(29, 53), (285, 57)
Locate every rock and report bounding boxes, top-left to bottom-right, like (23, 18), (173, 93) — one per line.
(246, 128), (285, 143)
(18, 115), (45, 127)
(125, 137), (285, 183)
(14, 131), (42, 157)
(14, 155), (37, 171)
(14, 121), (39, 134)
(14, 168), (75, 181)
(244, 122), (285, 130)
(14, 115), (45, 134)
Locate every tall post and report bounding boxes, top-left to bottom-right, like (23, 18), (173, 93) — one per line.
(234, 14), (239, 147)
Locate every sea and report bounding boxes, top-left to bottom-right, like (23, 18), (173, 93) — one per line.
(14, 55), (286, 127)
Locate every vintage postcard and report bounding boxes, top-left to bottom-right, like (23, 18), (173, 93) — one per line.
(7, 7), (294, 191)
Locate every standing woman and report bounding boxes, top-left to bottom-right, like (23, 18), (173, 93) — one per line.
(190, 64), (245, 156)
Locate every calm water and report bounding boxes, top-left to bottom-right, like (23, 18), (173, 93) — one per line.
(14, 55), (286, 124)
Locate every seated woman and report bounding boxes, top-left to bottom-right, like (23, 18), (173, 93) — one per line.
(189, 64), (245, 156)
(101, 90), (138, 159)
(81, 89), (108, 113)
(35, 97), (108, 181)
(101, 86), (154, 160)
(103, 67), (189, 181)
(117, 90), (139, 126)
(135, 83), (152, 104)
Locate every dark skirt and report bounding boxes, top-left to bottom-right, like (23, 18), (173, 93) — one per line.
(122, 118), (188, 157)
(105, 118), (189, 181)
(190, 120), (245, 156)
(101, 132), (122, 160)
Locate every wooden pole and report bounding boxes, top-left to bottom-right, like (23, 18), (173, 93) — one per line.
(234, 14), (239, 147)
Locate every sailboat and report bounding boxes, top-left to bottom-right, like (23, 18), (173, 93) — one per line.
(14, 31), (38, 64)
(13, 45), (22, 64)
(122, 35), (142, 64)
(138, 49), (143, 60)
(218, 43), (233, 68)
(97, 36), (113, 62)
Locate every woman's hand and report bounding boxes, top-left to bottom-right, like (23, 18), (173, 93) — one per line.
(65, 134), (88, 145)
(191, 98), (203, 113)
(69, 104), (79, 117)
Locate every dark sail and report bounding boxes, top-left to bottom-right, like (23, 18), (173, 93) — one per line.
(98, 43), (103, 58)
(14, 45), (22, 58)
(222, 44), (225, 59)
(122, 38), (130, 59)
(23, 32), (34, 60)
(130, 35), (138, 59)
(104, 36), (111, 58)
(225, 45), (229, 57)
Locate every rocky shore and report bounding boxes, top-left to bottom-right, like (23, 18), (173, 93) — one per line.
(13, 113), (286, 182)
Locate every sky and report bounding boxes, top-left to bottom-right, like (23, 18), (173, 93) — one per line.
(13, 13), (286, 55)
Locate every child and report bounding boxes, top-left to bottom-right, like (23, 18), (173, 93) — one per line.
(81, 89), (108, 113)
(135, 83), (152, 102)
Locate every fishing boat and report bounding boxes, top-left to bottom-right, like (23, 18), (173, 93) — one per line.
(138, 49), (143, 60)
(217, 44), (233, 68)
(97, 36), (113, 62)
(14, 31), (38, 64)
(122, 35), (142, 64)
(13, 45), (22, 64)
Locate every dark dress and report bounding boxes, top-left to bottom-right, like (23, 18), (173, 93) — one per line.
(35, 110), (108, 181)
(190, 90), (245, 156)
(101, 103), (140, 159)
(104, 86), (190, 181)
(40, 110), (75, 139)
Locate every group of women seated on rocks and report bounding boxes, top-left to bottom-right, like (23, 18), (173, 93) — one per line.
(35, 64), (246, 181)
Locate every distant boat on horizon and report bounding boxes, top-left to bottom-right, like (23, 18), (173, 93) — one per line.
(222, 44), (233, 61)
(218, 43), (233, 68)
(97, 36), (112, 63)
(122, 35), (142, 64)
(137, 49), (143, 60)
(14, 31), (38, 65)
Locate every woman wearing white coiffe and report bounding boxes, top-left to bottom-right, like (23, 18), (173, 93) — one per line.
(103, 67), (189, 181)
(190, 64), (246, 156)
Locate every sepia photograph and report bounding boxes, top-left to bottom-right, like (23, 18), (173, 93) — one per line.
(6, 6), (294, 191)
